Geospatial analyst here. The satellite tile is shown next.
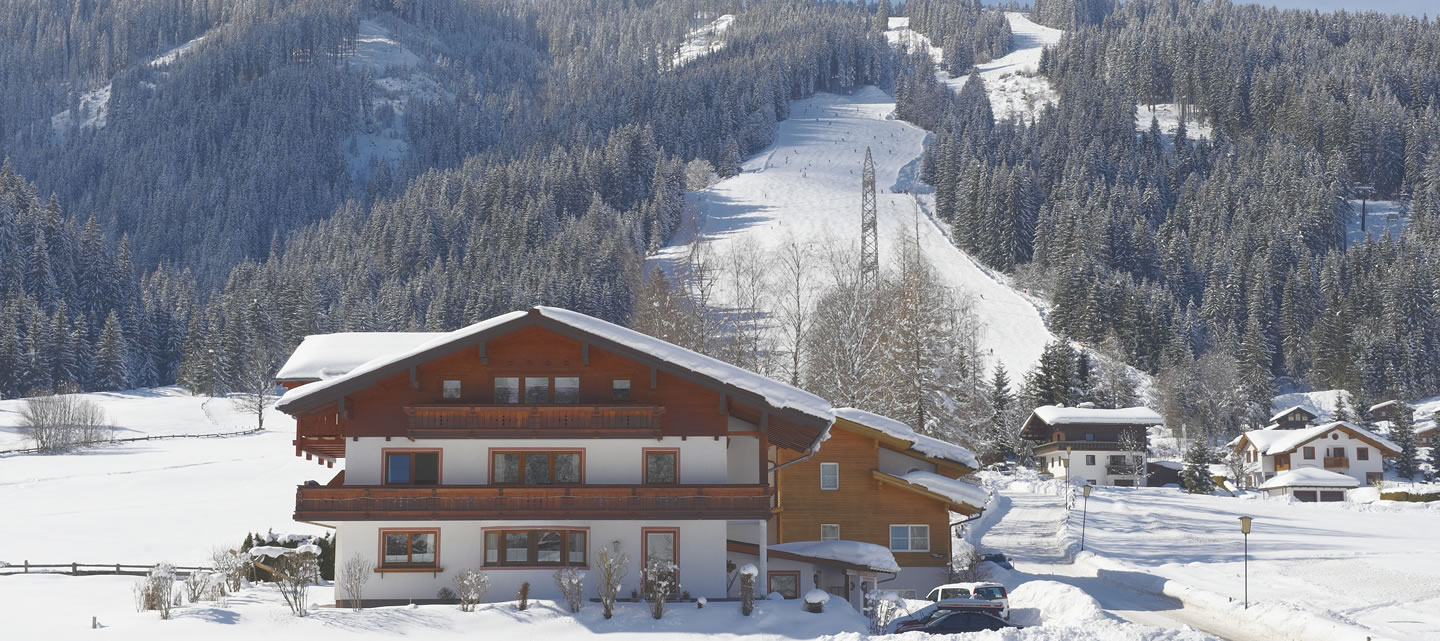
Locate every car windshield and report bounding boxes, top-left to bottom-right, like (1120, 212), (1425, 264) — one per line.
(940, 588), (971, 599)
(974, 587), (1007, 600)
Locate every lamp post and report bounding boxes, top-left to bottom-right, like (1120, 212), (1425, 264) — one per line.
(1239, 516), (1253, 609)
(1080, 484), (1093, 552)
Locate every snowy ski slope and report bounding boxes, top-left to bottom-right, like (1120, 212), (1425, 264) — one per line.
(652, 85), (1053, 376)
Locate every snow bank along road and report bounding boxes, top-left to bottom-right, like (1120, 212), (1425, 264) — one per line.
(974, 482), (1264, 641)
(653, 85), (1054, 376)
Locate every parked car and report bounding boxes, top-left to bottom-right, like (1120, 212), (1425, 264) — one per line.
(916, 611), (1021, 634)
(883, 598), (1007, 634)
(923, 581), (1011, 618)
(980, 552), (1013, 570)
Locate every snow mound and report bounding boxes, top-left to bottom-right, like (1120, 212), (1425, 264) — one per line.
(1008, 580), (1105, 627)
(804, 589), (830, 605)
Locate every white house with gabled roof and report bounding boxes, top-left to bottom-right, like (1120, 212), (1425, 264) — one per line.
(1230, 421), (1399, 489)
(1020, 405), (1163, 487)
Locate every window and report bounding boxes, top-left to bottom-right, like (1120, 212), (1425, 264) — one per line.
(1303, 447), (1315, 460)
(1085, 433), (1095, 441)
(642, 528), (679, 588)
(442, 379), (461, 399)
(644, 449), (679, 484)
(1084, 455), (1096, 465)
(1357, 447), (1369, 461)
(381, 530), (438, 568)
(612, 379), (631, 400)
(524, 377), (549, 403)
(491, 450), (582, 485)
(1329, 447), (1345, 458)
(767, 572), (800, 599)
(483, 529), (587, 567)
(819, 462), (839, 490)
(555, 377), (580, 404)
(820, 524), (840, 541)
(385, 451), (440, 485)
(889, 524), (929, 552)
(494, 377), (520, 403)
(1108, 455), (1125, 466)
(894, 589), (918, 599)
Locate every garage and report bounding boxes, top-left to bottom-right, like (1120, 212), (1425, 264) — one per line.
(1258, 468), (1359, 502)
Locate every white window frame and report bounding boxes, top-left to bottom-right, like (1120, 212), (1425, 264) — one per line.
(889, 524), (929, 552)
(819, 462), (839, 490)
(820, 524), (840, 541)
(442, 379), (462, 399)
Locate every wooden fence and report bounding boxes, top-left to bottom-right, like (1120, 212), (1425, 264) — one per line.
(0, 561), (212, 577)
(0, 426), (263, 456)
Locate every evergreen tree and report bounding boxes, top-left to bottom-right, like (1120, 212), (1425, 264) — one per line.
(95, 311), (129, 392)
(1181, 437), (1215, 494)
(1391, 403), (1418, 480)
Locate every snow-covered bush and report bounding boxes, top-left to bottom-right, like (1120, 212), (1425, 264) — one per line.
(516, 581), (530, 610)
(803, 588), (830, 613)
(454, 569), (490, 612)
(738, 563), (757, 616)
(256, 548), (320, 617)
(949, 540), (989, 583)
(339, 554), (372, 611)
(554, 567), (585, 613)
(595, 545), (629, 619)
(696, 596), (707, 609)
(184, 570), (213, 603)
(20, 388), (111, 452)
(133, 563), (176, 619)
(868, 590), (907, 633)
(210, 546), (250, 593)
(642, 559), (677, 619)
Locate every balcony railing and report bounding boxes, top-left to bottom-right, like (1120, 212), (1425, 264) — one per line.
(1323, 457), (1349, 469)
(1032, 440), (1138, 454)
(403, 404), (664, 438)
(295, 484), (772, 521)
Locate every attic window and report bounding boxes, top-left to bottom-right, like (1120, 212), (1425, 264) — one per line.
(442, 380), (461, 399)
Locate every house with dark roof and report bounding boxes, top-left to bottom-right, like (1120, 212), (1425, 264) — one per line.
(1021, 405), (1163, 487)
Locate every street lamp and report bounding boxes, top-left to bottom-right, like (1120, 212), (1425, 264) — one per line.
(1238, 516), (1253, 609)
(1080, 484), (1093, 552)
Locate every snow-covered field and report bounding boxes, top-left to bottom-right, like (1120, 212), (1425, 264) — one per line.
(1137, 103), (1212, 140)
(887, 13), (1061, 124)
(50, 35), (206, 138)
(0, 388), (325, 565)
(342, 19), (450, 184)
(1063, 485), (1440, 641)
(1345, 199), (1410, 247)
(652, 86), (1053, 375)
(673, 14), (735, 68)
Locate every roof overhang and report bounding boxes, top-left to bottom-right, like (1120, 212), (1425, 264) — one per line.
(871, 470), (983, 516)
(724, 540), (892, 574)
(833, 418), (973, 474)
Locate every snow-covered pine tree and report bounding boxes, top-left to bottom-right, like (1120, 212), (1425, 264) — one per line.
(1391, 403), (1418, 480)
(94, 311), (129, 392)
(1181, 437), (1215, 494)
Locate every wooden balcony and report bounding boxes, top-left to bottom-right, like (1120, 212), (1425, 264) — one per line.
(1274, 462), (1291, 472)
(403, 404), (664, 439)
(1032, 440), (1137, 454)
(1324, 457), (1349, 470)
(294, 484), (773, 521)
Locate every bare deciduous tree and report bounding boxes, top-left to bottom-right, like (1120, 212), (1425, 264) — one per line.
(595, 544), (629, 620)
(339, 553), (372, 610)
(21, 386), (112, 451)
(770, 234), (817, 386)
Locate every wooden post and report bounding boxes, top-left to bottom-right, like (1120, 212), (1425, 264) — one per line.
(72, 562), (78, 575)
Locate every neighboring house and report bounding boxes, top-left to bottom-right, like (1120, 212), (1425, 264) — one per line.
(1021, 405), (1162, 487)
(740, 408), (986, 603)
(1230, 421), (1400, 488)
(1418, 423), (1437, 448)
(273, 307), (833, 605)
(1268, 406), (1318, 430)
(1258, 468), (1360, 502)
(1367, 400), (1402, 423)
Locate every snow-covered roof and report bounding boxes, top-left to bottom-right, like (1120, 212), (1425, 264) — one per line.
(885, 470), (988, 509)
(769, 540), (900, 573)
(1240, 421), (1400, 456)
(833, 407), (979, 468)
(1149, 460), (1183, 470)
(1368, 400), (1401, 413)
(1030, 405), (1163, 426)
(277, 307), (833, 426)
(1259, 468), (1360, 490)
(275, 332), (444, 381)
(1269, 405), (1315, 423)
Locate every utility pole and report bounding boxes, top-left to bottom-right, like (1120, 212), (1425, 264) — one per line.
(860, 147), (878, 287)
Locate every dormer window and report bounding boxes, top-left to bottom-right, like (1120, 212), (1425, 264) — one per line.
(442, 379), (461, 399)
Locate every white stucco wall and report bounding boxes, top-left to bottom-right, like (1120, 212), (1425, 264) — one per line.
(336, 519), (727, 603)
(727, 435), (760, 484)
(344, 437), (731, 485)
(1250, 428), (1388, 486)
(1042, 450), (1145, 486)
(878, 447), (935, 477)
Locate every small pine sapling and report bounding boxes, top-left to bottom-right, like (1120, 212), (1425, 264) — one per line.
(516, 581), (530, 611)
(1182, 437), (1216, 494)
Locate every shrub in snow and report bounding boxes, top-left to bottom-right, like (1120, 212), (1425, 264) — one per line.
(867, 590), (907, 634)
(20, 387), (112, 452)
(184, 570), (213, 603)
(642, 559), (678, 619)
(259, 549), (320, 617)
(738, 563), (757, 616)
(803, 589), (829, 613)
(516, 581), (530, 611)
(696, 596), (707, 609)
(436, 587), (457, 601)
(210, 547), (250, 594)
(554, 566), (585, 613)
(949, 540), (990, 583)
(133, 563), (176, 619)
(340, 553), (372, 611)
(595, 544), (629, 619)
(454, 569), (490, 612)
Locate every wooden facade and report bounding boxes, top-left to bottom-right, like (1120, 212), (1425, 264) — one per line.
(772, 421), (975, 570)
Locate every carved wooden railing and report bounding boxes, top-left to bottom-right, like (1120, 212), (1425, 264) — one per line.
(295, 484), (772, 521)
(403, 404), (664, 438)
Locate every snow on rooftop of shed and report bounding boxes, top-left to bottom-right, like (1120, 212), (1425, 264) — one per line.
(279, 308), (834, 423)
(535, 307), (832, 422)
(1031, 405), (1163, 426)
(275, 332), (444, 381)
(896, 470), (990, 508)
(769, 540), (900, 573)
(1259, 467), (1361, 490)
(833, 407), (978, 468)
